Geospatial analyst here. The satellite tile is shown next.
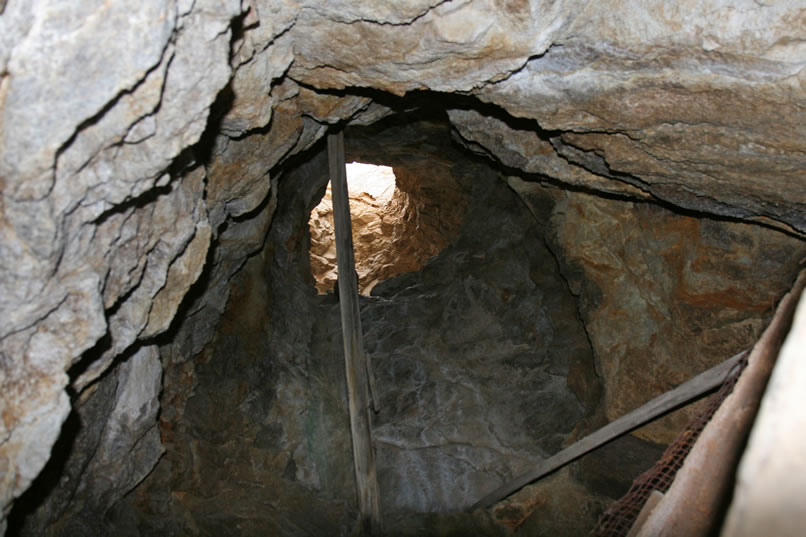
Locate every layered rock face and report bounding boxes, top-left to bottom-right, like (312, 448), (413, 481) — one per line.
(1, 1), (805, 536)
(289, 1), (806, 233)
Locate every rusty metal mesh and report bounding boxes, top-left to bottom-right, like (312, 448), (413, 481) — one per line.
(589, 352), (750, 537)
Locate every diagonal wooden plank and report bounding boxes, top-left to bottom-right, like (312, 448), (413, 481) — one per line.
(468, 350), (748, 511)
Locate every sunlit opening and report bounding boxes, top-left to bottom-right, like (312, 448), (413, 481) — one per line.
(345, 162), (396, 202)
(309, 162), (399, 295)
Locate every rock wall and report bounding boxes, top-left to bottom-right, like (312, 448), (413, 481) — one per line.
(8, 345), (163, 536)
(0, 1), (237, 527)
(289, 1), (806, 232)
(123, 148), (358, 537)
(544, 190), (805, 444)
(1, 0), (805, 535)
(362, 145), (593, 516)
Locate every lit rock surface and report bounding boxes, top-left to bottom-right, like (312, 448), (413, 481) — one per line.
(288, 0), (806, 231)
(475, 0), (806, 234)
(309, 123), (470, 295)
(0, 0), (239, 524)
(288, 0), (573, 94)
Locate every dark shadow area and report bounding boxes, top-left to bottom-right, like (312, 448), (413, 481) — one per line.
(91, 182), (173, 227)
(5, 410), (81, 536)
(65, 332), (113, 390)
(190, 80), (235, 167)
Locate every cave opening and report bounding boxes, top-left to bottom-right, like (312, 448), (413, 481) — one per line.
(309, 160), (451, 297)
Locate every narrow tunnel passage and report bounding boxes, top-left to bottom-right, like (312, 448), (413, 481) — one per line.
(105, 112), (800, 536)
(127, 114), (605, 536)
(6, 107), (804, 537)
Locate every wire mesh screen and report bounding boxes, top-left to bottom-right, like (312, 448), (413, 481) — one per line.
(589, 351), (750, 537)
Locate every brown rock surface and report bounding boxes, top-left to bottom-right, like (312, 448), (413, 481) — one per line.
(475, 2), (806, 234)
(492, 468), (610, 537)
(288, 0), (569, 94)
(545, 190), (805, 443)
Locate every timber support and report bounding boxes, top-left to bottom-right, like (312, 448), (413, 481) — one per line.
(328, 131), (382, 535)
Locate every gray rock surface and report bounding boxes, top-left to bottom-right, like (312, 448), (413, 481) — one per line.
(1, 0), (240, 522)
(365, 171), (590, 513)
(289, 0), (573, 94)
(10, 345), (162, 537)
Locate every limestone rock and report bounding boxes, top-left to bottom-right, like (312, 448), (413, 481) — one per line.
(297, 0), (443, 25)
(448, 107), (652, 200)
(143, 221), (212, 339)
(477, 2), (806, 234)
(287, 0), (806, 234)
(220, 0), (296, 137)
(157, 171), (279, 445)
(205, 132), (277, 227)
(73, 166), (210, 390)
(0, 0), (175, 200)
(0, 0), (240, 523)
(289, 0), (574, 94)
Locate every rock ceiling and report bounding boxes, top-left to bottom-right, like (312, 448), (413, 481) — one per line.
(1, 0), (805, 530)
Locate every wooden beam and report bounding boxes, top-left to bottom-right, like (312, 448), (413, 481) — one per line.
(719, 270), (806, 537)
(468, 350), (748, 511)
(328, 131), (382, 535)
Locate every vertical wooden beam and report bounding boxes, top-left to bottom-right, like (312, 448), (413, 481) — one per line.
(328, 131), (382, 535)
